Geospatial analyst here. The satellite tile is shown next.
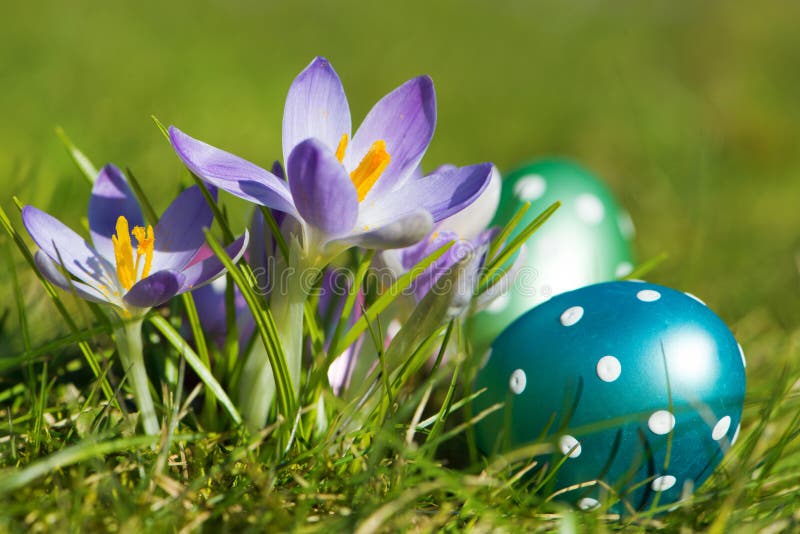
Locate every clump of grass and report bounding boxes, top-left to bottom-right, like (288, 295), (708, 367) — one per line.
(2, 189), (799, 533)
(1, 127), (798, 533)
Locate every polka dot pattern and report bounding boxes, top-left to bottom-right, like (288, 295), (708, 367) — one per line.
(560, 306), (584, 326)
(615, 262), (633, 278)
(648, 410), (676, 435)
(577, 497), (600, 511)
(637, 289), (661, 302)
(472, 280), (745, 513)
(651, 475), (676, 492)
(509, 369), (527, 394)
(513, 174), (547, 201)
(575, 193), (605, 225)
(559, 435), (582, 458)
(712, 416), (731, 441)
(596, 355), (621, 382)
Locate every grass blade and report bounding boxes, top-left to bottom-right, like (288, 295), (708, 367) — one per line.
(0, 204), (117, 406)
(336, 241), (454, 352)
(54, 126), (98, 184)
(202, 230), (296, 425)
(149, 315), (242, 426)
(0, 433), (202, 495)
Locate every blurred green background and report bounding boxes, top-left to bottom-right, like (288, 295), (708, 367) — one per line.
(1, 0), (798, 351)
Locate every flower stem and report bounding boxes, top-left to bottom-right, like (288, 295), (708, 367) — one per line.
(270, 240), (308, 393)
(238, 238), (308, 432)
(114, 318), (160, 436)
(238, 343), (276, 431)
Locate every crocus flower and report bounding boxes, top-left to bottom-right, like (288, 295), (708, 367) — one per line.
(22, 164), (249, 317)
(21, 163), (248, 436)
(168, 56), (494, 264)
(381, 165), (503, 303)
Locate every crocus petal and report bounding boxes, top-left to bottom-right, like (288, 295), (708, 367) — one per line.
(34, 250), (111, 304)
(88, 164), (145, 262)
(438, 166), (501, 240)
(287, 138), (358, 236)
(330, 209), (433, 251)
(350, 76), (436, 199)
(169, 127), (297, 215)
(149, 185), (215, 272)
(123, 269), (185, 308)
(22, 205), (116, 292)
(282, 56), (351, 164)
(178, 231), (249, 292)
(374, 163), (493, 224)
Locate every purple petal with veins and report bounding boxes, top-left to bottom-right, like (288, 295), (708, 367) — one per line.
(177, 231), (249, 292)
(150, 185), (216, 272)
(123, 269), (185, 308)
(329, 209), (433, 252)
(287, 138), (358, 237)
(22, 205), (115, 293)
(34, 250), (111, 304)
(371, 163), (493, 224)
(169, 127), (297, 216)
(88, 164), (144, 263)
(282, 56), (351, 164)
(350, 76), (436, 200)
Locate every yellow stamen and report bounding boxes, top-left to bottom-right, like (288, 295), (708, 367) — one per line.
(132, 225), (155, 280)
(112, 216), (156, 292)
(112, 216), (136, 291)
(350, 140), (390, 202)
(335, 133), (348, 163)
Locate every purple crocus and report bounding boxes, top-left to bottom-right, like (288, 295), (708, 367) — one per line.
(382, 165), (503, 303)
(22, 164), (249, 317)
(168, 56), (494, 263)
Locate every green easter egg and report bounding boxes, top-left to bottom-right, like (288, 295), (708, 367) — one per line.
(469, 159), (635, 353)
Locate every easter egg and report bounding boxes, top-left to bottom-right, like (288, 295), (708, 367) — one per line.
(469, 159), (635, 352)
(472, 281), (746, 512)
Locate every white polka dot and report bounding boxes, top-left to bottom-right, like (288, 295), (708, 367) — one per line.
(648, 410), (676, 435)
(628, 279), (646, 283)
(732, 423), (741, 445)
(738, 343), (746, 368)
(637, 289), (661, 302)
(618, 210), (636, 238)
(486, 292), (510, 314)
(596, 356), (621, 382)
(615, 262), (633, 278)
(577, 497), (600, 511)
(560, 306), (584, 326)
(685, 292), (706, 305)
(513, 174), (547, 201)
(509, 369), (527, 394)
(712, 415), (731, 441)
(559, 435), (582, 458)
(651, 475), (676, 492)
(575, 193), (605, 225)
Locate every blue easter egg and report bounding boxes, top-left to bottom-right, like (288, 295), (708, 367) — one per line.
(473, 281), (746, 512)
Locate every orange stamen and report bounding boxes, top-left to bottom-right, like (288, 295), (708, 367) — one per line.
(350, 140), (390, 202)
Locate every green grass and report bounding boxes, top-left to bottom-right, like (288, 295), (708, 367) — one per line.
(2, 1), (800, 531)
